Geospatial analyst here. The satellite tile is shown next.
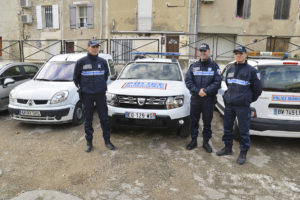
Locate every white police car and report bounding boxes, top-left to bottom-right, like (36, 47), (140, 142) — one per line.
(106, 52), (191, 137)
(8, 53), (115, 124)
(215, 52), (300, 138)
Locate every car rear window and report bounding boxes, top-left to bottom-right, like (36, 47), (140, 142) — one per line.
(258, 65), (300, 92)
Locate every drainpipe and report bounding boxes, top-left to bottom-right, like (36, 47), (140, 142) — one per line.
(193, 0), (200, 58)
(100, 0), (103, 39)
(105, 0), (109, 39)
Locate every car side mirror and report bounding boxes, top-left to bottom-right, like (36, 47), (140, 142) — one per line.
(110, 72), (118, 81)
(3, 78), (15, 88)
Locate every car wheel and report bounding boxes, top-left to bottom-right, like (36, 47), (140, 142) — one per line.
(177, 118), (190, 138)
(72, 101), (84, 125)
(233, 119), (240, 141)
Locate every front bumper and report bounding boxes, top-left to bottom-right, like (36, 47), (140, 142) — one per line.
(8, 105), (75, 124)
(250, 118), (300, 138)
(109, 114), (189, 129)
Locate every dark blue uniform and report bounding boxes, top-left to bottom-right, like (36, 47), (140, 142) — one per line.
(73, 53), (110, 143)
(223, 61), (262, 152)
(185, 58), (221, 141)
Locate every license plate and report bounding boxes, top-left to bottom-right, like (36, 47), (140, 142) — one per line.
(274, 108), (300, 116)
(125, 112), (156, 119)
(19, 110), (41, 116)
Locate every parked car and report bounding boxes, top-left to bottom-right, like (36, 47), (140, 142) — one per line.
(0, 62), (39, 111)
(106, 52), (191, 137)
(215, 52), (300, 138)
(8, 53), (115, 124)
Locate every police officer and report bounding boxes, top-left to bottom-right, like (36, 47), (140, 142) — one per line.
(185, 43), (221, 152)
(216, 46), (262, 165)
(73, 39), (115, 152)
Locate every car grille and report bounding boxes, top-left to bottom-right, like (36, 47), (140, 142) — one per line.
(17, 99), (48, 105)
(117, 95), (167, 109)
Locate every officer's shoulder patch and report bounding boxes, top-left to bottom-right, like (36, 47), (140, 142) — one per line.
(257, 73), (261, 80)
(217, 69), (221, 75)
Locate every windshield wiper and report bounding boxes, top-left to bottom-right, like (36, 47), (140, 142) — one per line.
(51, 79), (71, 82)
(118, 77), (138, 80)
(35, 78), (51, 81)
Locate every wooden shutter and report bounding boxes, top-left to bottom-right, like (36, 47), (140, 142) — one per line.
(52, 4), (59, 29)
(87, 4), (94, 28)
(69, 5), (76, 29)
(36, 5), (42, 29)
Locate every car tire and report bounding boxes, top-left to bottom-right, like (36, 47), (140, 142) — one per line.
(177, 118), (190, 138)
(233, 119), (240, 141)
(72, 101), (84, 125)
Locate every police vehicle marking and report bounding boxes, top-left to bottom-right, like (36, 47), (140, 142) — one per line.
(121, 82), (167, 90)
(272, 95), (300, 102)
(227, 79), (250, 86)
(81, 70), (105, 76)
(193, 71), (215, 76)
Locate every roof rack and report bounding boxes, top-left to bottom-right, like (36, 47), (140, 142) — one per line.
(130, 52), (180, 62)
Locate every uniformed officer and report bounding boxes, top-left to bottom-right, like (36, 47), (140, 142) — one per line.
(185, 43), (221, 152)
(216, 46), (262, 165)
(73, 39), (115, 152)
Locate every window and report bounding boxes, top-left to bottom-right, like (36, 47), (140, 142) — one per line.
(236, 0), (251, 19)
(266, 37), (290, 52)
(69, 4), (94, 29)
(138, 0), (152, 31)
(44, 6), (53, 28)
(1, 66), (24, 82)
(79, 6), (87, 27)
(23, 65), (39, 78)
(274, 0), (291, 20)
(36, 5), (59, 29)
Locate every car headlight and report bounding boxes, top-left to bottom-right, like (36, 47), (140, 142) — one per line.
(50, 91), (69, 104)
(9, 89), (16, 103)
(166, 95), (184, 109)
(106, 92), (118, 106)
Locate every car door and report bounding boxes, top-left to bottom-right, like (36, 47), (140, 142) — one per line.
(0, 65), (27, 109)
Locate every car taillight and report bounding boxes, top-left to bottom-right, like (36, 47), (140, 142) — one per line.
(283, 62), (298, 65)
(250, 107), (257, 118)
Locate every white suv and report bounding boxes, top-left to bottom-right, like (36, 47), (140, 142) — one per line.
(8, 53), (115, 124)
(106, 52), (191, 137)
(216, 53), (300, 138)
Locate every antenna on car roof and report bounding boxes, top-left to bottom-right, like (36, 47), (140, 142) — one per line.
(130, 52), (181, 62)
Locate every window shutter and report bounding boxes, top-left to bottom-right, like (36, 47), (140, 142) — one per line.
(52, 4), (59, 29)
(69, 5), (76, 29)
(36, 5), (42, 29)
(274, 0), (282, 19)
(282, 0), (291, 19)
(243, 0), (251, 19)
(87, 3), (94, 28)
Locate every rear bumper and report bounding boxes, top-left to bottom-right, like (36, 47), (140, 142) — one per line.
(109, 114), (189, 129)
(250, 118), (300, 138)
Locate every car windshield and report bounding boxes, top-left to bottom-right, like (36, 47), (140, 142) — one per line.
(118, 62), (182, 81)
(258, 65), (300, 92)
(35, 61), (76, 81)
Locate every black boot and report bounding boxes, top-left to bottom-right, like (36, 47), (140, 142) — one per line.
(237, 151), (247, 165)
(186, 139), (197, 150)
(203, 140), (212, 153)
(216, 146), (233, 156)
(85, 141), (93, 152)
(105, 140), (116, 150)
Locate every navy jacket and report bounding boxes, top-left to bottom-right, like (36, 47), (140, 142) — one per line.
(73, 53), (109, 94)
(223, 61), (262, 107)
(185, 58), (221, 97)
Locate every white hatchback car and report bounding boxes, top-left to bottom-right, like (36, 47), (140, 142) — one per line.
(8, 53), (115, 124)
(106, 52), (191, 137)
(216, 53), (300, 138)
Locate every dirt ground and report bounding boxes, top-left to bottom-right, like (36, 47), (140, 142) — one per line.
(0, 110), (299, 200)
